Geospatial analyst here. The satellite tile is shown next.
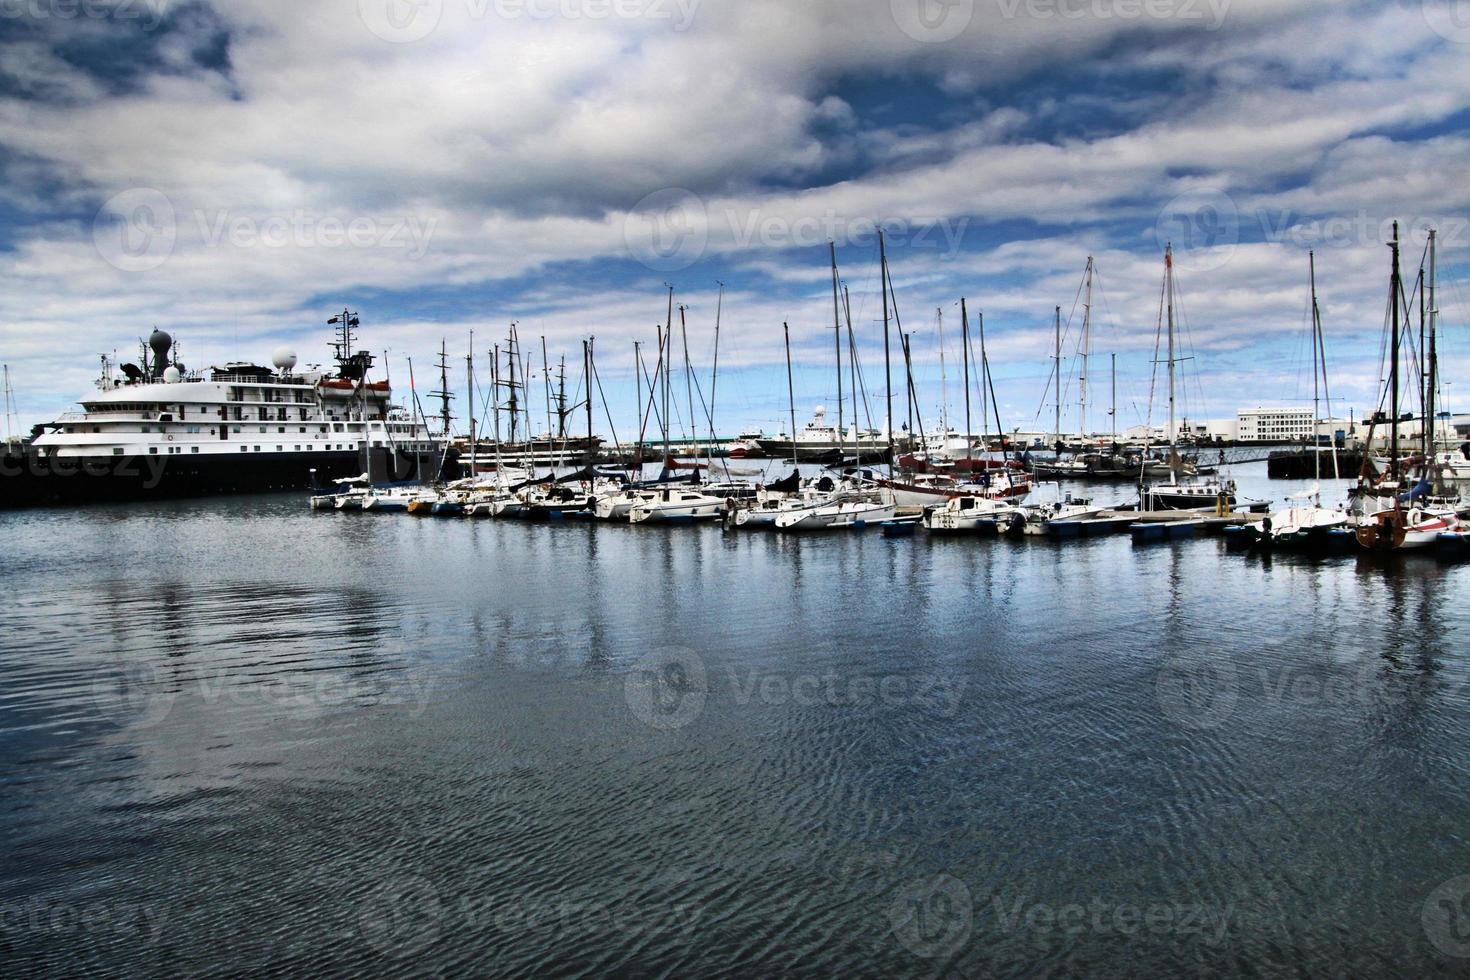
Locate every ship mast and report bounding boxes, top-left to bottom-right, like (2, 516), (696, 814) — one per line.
(783, 321), (798, 469)
(465, 330), (475, 468)
(1389, 222), (1401, 484)
(1165, 245), (1178, 478)
(1081, 256), (1093, 441)
(1053, 304), (1062, 451)
(2, 364), (15, 447)
(432, 339), (453, 439)
(879, 229), (894, 474)
(830, 242), (843, 460)
(960, 298), (973, 466)
(1427, 228), (1439, 470)
(937, 306), (948, 444)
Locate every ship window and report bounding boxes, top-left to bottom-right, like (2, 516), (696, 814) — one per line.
(65, 426), (74, 433)
(140, 425), (150, 433)
(299, 426), (306, 433)
(260, 426), (266, 433)
(276, 445), (283, 452)
(254, 446), (261, 452)
(93, 427), (100, 433)
(148, 447), (157, 454)
(278, 426), (285, 433)
(241, 446), (248, 452)
(191, 447), (198, 453)
(320, 426), (327, 433)
(294, 445), (300, 451)
(233, 426), (241, 433)
(112, 448), (123, 455)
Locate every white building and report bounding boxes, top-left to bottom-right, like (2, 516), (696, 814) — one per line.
(1237, 407), (1314, 442)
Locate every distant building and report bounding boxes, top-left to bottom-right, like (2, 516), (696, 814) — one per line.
(1237, 407), (1314, 442)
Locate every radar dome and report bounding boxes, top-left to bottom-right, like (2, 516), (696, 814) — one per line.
(271, 347), (298, 372)
(813, 404), (826, 416)
(163, 365), (182, 383)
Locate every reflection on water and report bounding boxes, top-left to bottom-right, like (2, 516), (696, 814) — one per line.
(1, 466), (1467, 974)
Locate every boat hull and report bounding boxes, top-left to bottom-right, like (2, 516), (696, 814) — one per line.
(0, 446), (436, 508)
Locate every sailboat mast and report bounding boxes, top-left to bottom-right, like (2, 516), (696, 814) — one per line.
(710, 281), (724, 473)
(1053, 305), (1062, 449)
(1165, 245), (1177, 469)
(844, 285), (858, 455)
(879, 230), (894, 473)
(663, 287), (673, 465)
(1081, 256), (1093, 440)
(679, 304), (696, 465)
(960, 298), (973, 464)
(1110, 352), (1117, 446)
(1310, 252), (1320, 487)
(783, 321), (798, 469)
(1428, 228), (1438, 464)
(506, 325), (519, 445)
(466, 330), (476, 465)
(1389, 222), (1401, 481)
(937, 306), (948, 443)
(584, 339), (594, 450)
(491, 345), (501, 452)
(978, 312), (989, 450)
(4, 364), (15, 446)
(830, 243), (843, 458)
(633, 341), (642, 470)
(534, 336), (548, 440)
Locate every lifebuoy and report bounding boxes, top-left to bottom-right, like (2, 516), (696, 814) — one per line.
(167, 435), (175, 441)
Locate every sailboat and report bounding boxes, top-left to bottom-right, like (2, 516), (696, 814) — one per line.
(1354, 224), (1459, 551)
(1234, 252), (1351, 551)
(1139, 245), (1252, 512)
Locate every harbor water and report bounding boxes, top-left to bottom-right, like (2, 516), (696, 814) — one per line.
(3, 461), (1469, 975)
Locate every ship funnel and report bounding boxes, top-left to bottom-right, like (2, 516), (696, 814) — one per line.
(148, 329), (172, 377)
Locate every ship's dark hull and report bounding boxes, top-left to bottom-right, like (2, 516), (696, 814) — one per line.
(0, 447), (441, 508)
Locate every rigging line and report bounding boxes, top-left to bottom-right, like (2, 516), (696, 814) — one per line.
(639, 345), (665, 441)
(588, 349), (622, 466)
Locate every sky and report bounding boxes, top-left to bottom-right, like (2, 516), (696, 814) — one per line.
(1, 0), (1469, 442)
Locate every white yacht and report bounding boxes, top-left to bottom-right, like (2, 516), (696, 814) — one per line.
(4, 311), (440, 507)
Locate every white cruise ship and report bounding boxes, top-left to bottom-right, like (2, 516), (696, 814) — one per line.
(1, 310), (443, 507)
